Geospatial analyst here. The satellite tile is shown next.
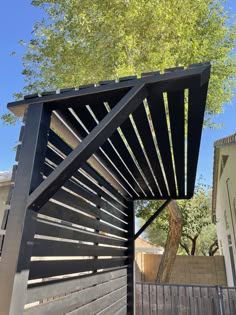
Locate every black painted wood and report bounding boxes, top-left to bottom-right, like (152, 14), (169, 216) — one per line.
(109, 100), (160, 196)
(56, 108), (135, 197)
(167, 90), (185, 196)
(46, 146), (126, 212)
(27, 268), (127, 303)
(146, 88), (176, 195)
(48, 130), (128, 205)
(43, 162), (128, 221)
(29, 258), (128, 279)
(89, 101), (151, 196)
(132, 102), (168, 196)
(67, 286), (127, 315)
(32, 238), (127, 257)
(35, 218), (128, 247)
(25, 276), (127, 314)
(0, 104), (51, 315)
(187, 82), (209, 196)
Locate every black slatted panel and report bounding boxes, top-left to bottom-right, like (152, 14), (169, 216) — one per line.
(89, 102), (151, 196)
(29, 258), (127, 279)
(32, 239), (127, 257)
(27, 267), (127, 304)
(48, 130), (127, 205)
(167, 90), (185, 196)
(147, 87), (176, 195)
(187, 83), (208, 195)
(56, 109), (135, 197)
(43, 164), (127, 223)
(109, 101), (160, 196)
(70, 287), (127, 315)
(35, 218), (127, 247)
(73, 105), (143, 196)
(132, 102), (168, 196)
(46, 147), (125, 212)
(25, 273), (127, 314)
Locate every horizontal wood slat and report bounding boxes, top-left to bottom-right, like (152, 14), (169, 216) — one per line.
(29, 258), (128, 279)
(49, 179), (127, 222)
(96, 296), (127, 315)
(27, 268), (127, 304)
(25, 276), (127, 315)
(35, 218), (127, 247)
(46, 146), (126, 212)
(39, 201), (127, 237)
(48, 130), (128, 204)
(32, 238), (127, 257)
(43, 163), (128, 221)
(67, 286), (127, 315)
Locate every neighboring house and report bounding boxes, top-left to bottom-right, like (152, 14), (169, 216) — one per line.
(0, 171), (11, 227)
(212, 133), (236, 286)
(135, 237), (164, 254)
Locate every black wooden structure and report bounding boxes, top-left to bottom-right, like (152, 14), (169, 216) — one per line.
(0, 63), (210, 314)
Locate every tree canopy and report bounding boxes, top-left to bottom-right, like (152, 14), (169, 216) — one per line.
(11, 0), (236, 118)
(135, 185), (218, 256)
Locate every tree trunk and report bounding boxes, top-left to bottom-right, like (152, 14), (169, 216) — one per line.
(156, 200), (183, 283)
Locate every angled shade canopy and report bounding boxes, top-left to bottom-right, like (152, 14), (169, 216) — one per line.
(0, 62), (210, 315)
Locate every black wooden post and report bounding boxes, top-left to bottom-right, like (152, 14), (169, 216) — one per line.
(127, 201), (135, 314)
(0, 104), (51, 315)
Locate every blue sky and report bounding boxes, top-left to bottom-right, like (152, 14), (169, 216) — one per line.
(0, 1), (235, 188)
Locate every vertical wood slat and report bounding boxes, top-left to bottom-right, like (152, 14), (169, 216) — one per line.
(135, 283), (234, 315)
(187, 82), (209, 196)
(48, 129), (128, 206)
(73, 105), (142, 196)
(0, 104), (51, 315)
(132, 102), (168, 196)
(56, 108), (135, 197)
(89, 102), (151, 195)
(147, 88), (176, 196)
(167, 90), (185, 196)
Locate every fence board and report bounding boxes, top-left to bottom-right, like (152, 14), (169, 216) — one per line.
(136, 283), (235, 315)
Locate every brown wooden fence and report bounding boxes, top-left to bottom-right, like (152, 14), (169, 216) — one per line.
(136, 282), (236, 315)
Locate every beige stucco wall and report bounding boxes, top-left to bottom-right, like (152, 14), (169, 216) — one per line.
(136, 253), (227, 286)
(0, 182), (10, 227)
(215, 144), (236, 286)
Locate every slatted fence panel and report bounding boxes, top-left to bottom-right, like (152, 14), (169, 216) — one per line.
(22, 129), (130, 314)
(136, 283), (236, 315)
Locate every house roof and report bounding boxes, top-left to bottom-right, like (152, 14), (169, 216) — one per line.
(8, 63), (211, 202)
(212, 133), (236, 222)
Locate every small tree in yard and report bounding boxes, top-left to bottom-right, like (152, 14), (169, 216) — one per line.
(136, 185), (217, 282)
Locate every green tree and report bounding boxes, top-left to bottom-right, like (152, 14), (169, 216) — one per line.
(6, 0), (236, 116)
(136, 186), (218, 257)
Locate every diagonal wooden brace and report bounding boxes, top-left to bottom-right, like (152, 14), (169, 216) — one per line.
(28, 84), (147, 210)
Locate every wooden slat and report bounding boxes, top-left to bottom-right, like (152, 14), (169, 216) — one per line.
(73, 105), (142, 196)
(132, 102), (168, 196)
(25, 276), (127, 314)
(32, 238), (127, 257)
(89, 102), (151, 196)
(56, 109), (135, 197)
(43, 162), (128, 221)
(29, 258), (128, 279)
(39, 199), (127, 234)
(187, 83), (208, 196)
(27, 268), (127, 303)
(35, 218), (127, 247)
(109, 101), (159, 196)
(95, 296), (127, 315)
(48, 129), (127, 204)
(49, 187), (127, 226)
(147, 88), (176, 195)
(46, 146), (126, 212)
(167, 90), (185, 196)
(68, 285), (127, 315)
